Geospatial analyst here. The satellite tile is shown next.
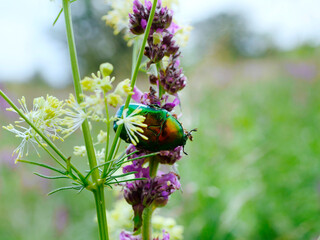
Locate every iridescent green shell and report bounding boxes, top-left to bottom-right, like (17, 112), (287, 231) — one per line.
(113, 103), (186, 151)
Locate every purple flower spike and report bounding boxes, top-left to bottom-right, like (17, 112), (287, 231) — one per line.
(129, 0), (149, 35)
(120, 231), (141, 240)
(129, 0), (173, 35)
(123, 161), (180, 230)
(132, 86), (144, 104)
(167, 22), (180, 35)
(159, 53), (186, 94)
(144, 31), (179, 65)
(120, 230), (170, 240)
(153, 172), (180, 207)
(157, 146), (183, 165)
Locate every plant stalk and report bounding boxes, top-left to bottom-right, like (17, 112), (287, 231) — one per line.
(94, 185), (109, 240)
(62, 0), (109, 239)
(142, 156), (159, 240)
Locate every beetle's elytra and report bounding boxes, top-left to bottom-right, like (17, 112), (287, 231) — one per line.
(113, 103), (188, 151)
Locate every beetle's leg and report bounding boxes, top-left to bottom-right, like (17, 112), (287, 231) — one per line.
(182, 146), (188, 155)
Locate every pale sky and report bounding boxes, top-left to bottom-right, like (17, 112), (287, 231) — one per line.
(0, 0), (319, 87)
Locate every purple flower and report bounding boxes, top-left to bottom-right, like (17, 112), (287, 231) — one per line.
(120, 231), (141, 240)
(157, 146), (183, 165)
(129, 0), (149, 35)
(159, 53), (186, 94)
(132, 87), (180, 112)
(120, 230), (170, 240)
(144, 30), (179, 65)
(129, 0), (173, 35)
(123, 158), (180, 230)
(167, 22), (180, 35)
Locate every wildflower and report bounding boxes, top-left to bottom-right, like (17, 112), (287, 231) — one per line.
(145, 30), (179, 65)
(80, 72), (114, 93)
(3, 124), (39, 162)
(115, 108), (148, 146)
(100, 62), (114, 77)
(73, 145), (86, 157)
(3, 95), (67, 161)
(123, 170), (180, 230)
(102, 0), (133, 38)
(97, 130), (108, 144)
(157, 146), (183, 165)
(119, 230), (170, 240)
(81, 76), (97, 91)
(107, 93), (123, 108)
(173, 24), (193, 47)
(61, 94), (87, 137)
(114, 79), (133, 97)
(95, 148), (106, 164)
(132, 86), (179, 112)
(129, 0), (173, 35)
(80, 91), (105, 117)
(159, 53), (186, 94)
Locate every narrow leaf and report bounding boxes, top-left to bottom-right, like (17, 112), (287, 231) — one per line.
(18, 159), (66, 174)
(108, 171), (138, 180)
(105, 178), (146, 185)
(33, 172), (69, 180)
(52, 9), (63, 26)
(48, 186), (82, 196)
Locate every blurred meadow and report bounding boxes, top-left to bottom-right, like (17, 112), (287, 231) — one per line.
(1, 0), (320, 239)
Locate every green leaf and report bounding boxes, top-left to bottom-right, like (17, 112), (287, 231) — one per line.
(52, 9), (63, 26)
(18, 159), (66, 175)
(105, 178), (146, 185)
(107, 171), (138, 180)
(33, 172), (69, 180)
(48, 185), (82, 196)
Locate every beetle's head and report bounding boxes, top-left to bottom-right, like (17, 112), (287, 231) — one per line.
(182, 128), (197, 155)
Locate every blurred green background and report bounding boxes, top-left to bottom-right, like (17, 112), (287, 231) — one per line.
(1, 1), (320, 239)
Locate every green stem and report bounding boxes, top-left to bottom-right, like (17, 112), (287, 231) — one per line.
(62, 1), (109, 239)
(102, 0), (159, 179)
(149, 157), (159, 178)
(93, 185), (109, 240)
(0, 89), (86, 184)
(156, 62), (165, 98)
(142, 207), (153, 240)
(142, 157), (159, 240)
(62, 0), (99, 182)
(103, 94), (110, 160)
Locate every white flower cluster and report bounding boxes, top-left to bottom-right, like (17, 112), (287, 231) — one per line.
(3, 62), (148, 162)
(80, 63), (133, 121)
(3, 95), (83, 161)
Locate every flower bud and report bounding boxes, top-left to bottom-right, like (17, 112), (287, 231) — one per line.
(99, 62), (113, 77)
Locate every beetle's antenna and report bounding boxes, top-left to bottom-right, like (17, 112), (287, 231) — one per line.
(186, 128), (197, 141)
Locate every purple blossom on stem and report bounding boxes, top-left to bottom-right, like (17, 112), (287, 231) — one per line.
(144, 30), (179, 65)
(132, 87), (180, 112)
(159, 53), (186, 94)
(120, 231), (141, 240)
(129, 0), (173, 35)
(123, 152), (180, 230)
(120, 230), (170, 240)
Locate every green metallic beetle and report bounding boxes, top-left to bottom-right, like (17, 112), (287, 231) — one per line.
(113, 103), (195, 152)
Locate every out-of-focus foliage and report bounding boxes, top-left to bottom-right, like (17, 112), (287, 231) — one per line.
(192, 13), (276, 60)
(168, 46), (320, 240)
